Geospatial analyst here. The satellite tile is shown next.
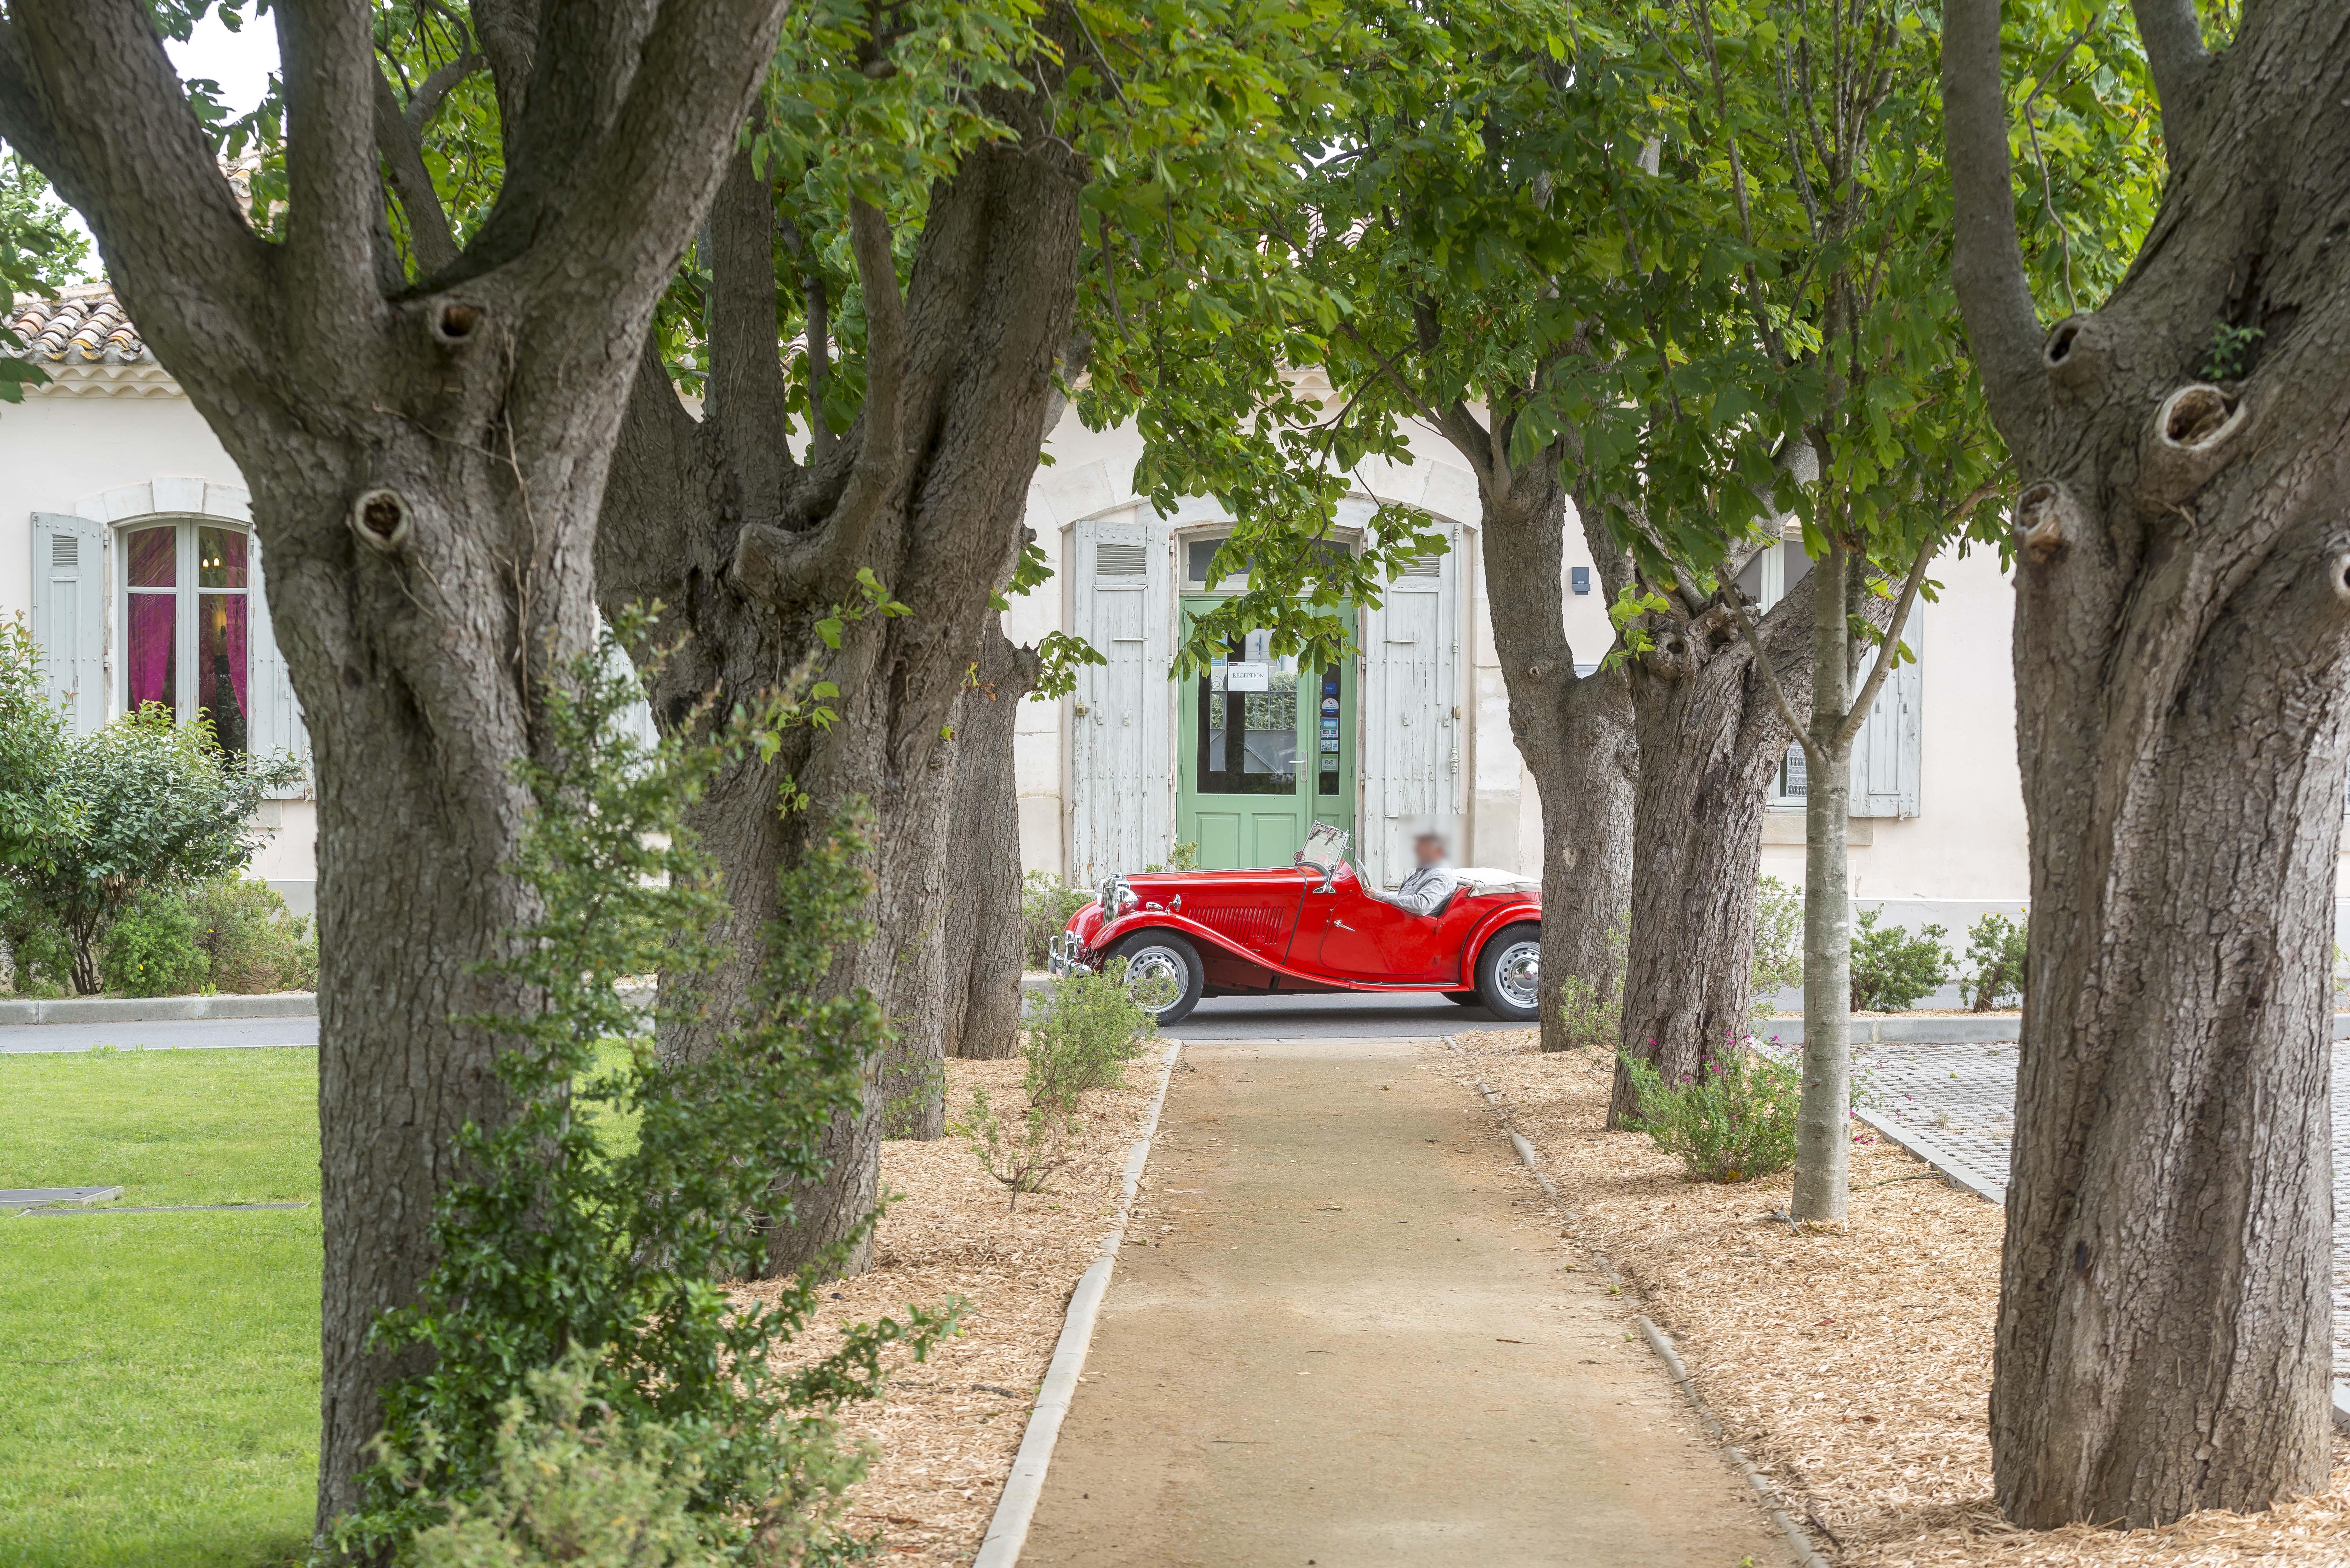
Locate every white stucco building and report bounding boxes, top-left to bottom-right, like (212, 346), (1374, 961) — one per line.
(9, 282), (2310, 962)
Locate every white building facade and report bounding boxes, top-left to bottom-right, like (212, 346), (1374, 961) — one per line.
(8, 284), (2341, 958)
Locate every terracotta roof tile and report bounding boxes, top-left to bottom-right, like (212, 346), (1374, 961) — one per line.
(5, 284), (151, 365)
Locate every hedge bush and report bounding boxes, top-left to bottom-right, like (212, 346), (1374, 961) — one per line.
(1849, 910), (1955, 1011)
(1020, 871), (1095, 969)
(1963, 910), (2028, 1012)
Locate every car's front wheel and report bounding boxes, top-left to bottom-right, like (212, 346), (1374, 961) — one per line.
(1110, 930), (1206, 1025)
(1474, 924), (1541, 1022)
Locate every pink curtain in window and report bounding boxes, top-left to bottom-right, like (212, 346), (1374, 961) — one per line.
(127, 595), (174, 708)
(197, 593), (248, 746)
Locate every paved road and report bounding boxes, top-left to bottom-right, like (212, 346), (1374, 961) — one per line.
(1021, 1037), (1794, 1566)
(1167, 991), (1506, 1041)
(0, 1016), (319, 1054)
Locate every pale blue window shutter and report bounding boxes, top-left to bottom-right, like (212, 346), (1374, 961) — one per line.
(1849, 605), (1922, 818)
(30, 512), (104, 733)
(245, 531), (313, 796)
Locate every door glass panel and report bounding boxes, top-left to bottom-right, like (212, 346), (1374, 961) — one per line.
(1197, 629), (1298, 795)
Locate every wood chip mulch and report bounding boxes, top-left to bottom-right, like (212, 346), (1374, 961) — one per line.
(1440, 1028), (2350, 1567)
(742, 1052), (1160, 1564)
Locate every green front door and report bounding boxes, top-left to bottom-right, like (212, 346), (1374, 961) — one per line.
(1176, 599), (1356, 869)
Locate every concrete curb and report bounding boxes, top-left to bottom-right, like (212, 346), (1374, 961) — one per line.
(1453, 1047), (1828, 1568)
(0, 992), (316, 1024)
(972, 1037), (1184, 1568)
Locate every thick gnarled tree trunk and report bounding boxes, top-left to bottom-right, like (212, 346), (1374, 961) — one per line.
(1476, 474), (1637, 1053)
(1611, 571), (1814, 1125)
(1945, 0), (2350, 1524)
(600, 131), (1085, 1277)
(0, 0), (788, 1530)
(940, 628), (1037, 1065)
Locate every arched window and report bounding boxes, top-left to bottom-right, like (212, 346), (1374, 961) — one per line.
(120, 519), (250, 754)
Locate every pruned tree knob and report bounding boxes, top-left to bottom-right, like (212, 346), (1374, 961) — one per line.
(2157, 384), (2243, 452)
(2015, 479), (2080, 565)
(2332, 550), (2350, 606)
(431, 299), (484, 346)
(2138, 385), (2248, 505)
(2041, 316), (2099, 390)
(351, 487), (413, 554)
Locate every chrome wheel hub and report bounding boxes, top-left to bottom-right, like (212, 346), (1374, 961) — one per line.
(1123, 945), (1187, 1013)
(1496, 940), (1540, 1009)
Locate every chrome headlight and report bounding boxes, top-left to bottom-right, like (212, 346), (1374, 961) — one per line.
(1098, 874), (1137, 917)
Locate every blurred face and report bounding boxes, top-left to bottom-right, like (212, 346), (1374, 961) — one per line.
(1414, 834), (1446, 866)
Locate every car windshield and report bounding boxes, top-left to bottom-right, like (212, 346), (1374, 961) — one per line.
(1299, 822), (1351, 875)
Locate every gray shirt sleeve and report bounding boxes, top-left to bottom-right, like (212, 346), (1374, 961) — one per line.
(1391, 864), (1456, 916)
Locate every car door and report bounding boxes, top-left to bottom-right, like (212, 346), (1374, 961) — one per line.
(1311, 868), (1461, 984)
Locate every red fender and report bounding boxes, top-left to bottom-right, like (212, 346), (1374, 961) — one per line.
(1463, 901), (1543, 980)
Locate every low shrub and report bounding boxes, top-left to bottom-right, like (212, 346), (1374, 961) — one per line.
(1555, 914), (1627, 1051)
(395, 1347), (746, 1568)
(951, 1086), (1072, 1210)
(186, 877), (317, 993)
(1020, 871), (1095, 969)
(1, 898), (73, 996)
(100, 891), (208, 997)
(1849, 909), (1954, 1011)
(1619, 1045), (1801, 1183)
(1024, 962), (1154, 1114)
(1963, 910), (2028, 1012)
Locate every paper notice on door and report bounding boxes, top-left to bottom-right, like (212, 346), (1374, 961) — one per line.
(1225, 662), (1270, 691)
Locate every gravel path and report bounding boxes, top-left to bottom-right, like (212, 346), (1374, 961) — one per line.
(1800, 1036), (2350, 1382)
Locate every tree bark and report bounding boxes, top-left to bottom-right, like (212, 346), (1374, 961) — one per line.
(940, 627), (1036, 1063)
(598, 128), (1087, 1277)
(1475, 474), (1636, 1054)
(1944, 0), (2348, 1522)
(1791, 540), (1855, 1222)
(1611, 572), (1814, 1125)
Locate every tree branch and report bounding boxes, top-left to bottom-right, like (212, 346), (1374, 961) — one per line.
(1831, 537), (1935, 753)
(776, 209), (834, 464)
(278, 0), (390, 372)
(2128, 0), (2211, 162)
(1940, 0), (2050, 463)
(492, 0), (789, 345)
(372, 69), (459, 274)
(734, 198), (904, 608)
(0, 3), (273, 390)
(1724, 584), (1816, 764)
(706, 144), (795, 513)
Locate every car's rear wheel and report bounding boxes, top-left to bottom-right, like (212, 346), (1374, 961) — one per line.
(1474, 924), (1541, 1022)
(1444, 991), (1483, 1007)
(1110, 931), (1205, 1025)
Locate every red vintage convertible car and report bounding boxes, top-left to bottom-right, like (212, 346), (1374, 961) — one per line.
(1049, 825), (1542, 1025)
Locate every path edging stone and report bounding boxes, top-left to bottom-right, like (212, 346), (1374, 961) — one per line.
(973, 1037), (1184, 1568)
(1455, 1051), (1829, 1568)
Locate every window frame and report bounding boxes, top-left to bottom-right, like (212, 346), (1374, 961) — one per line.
(116, 516), (254, 746)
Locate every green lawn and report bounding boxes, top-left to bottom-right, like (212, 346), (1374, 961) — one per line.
(0, 1049), (321, 1567)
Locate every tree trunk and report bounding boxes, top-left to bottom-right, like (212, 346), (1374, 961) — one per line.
(599, 130), (1087, 1278)
(940, 627), (1035, 1063)
(1941, 0), (2350, 1520)
(1476, 475), (1637, 1054)
(1791, 540), (1855, 1223)
(1611, 573), (1812, 1126)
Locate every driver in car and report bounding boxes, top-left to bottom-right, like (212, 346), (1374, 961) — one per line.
(1392, 830), (1458, 916)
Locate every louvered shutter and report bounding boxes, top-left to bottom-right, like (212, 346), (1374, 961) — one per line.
(1848, 606), (1922, 818)
(245, 532), (314, 796)
(30, 512), (104, 733)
